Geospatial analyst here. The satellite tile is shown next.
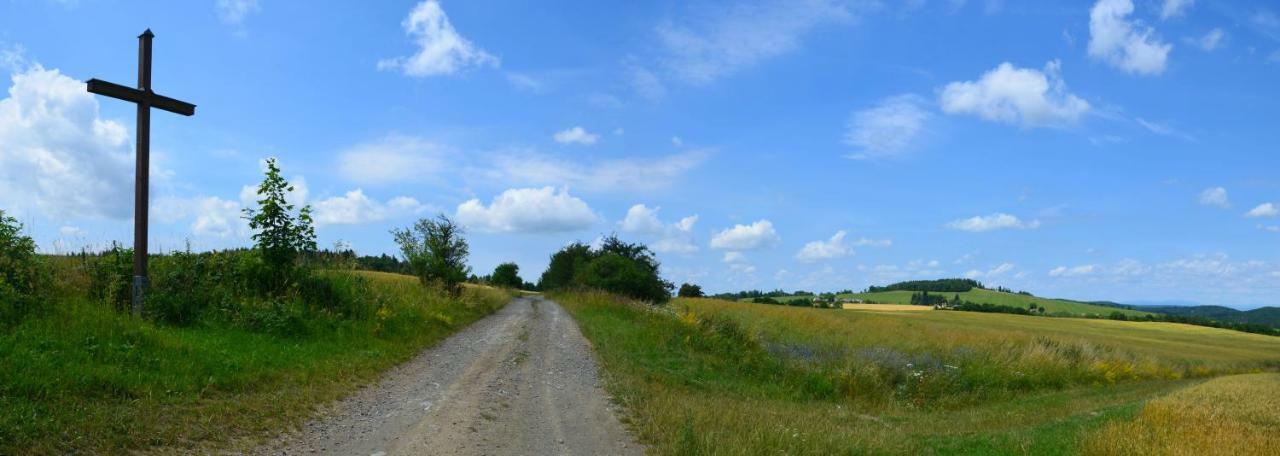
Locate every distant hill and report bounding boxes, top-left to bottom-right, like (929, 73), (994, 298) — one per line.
(1126, 304), (1280, 329)
(838, 289), (1153, 318)
(866, 278), (983, 293)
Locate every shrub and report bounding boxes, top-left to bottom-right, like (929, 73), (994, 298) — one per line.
(538, 242), (592, 290)
(0, 210), (48, 324)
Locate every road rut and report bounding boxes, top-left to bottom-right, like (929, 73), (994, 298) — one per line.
(252, 296), (642, 456)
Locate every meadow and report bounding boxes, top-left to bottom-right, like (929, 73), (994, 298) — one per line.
(559, 293), (1280, 454)
(0, 266), (510, 454)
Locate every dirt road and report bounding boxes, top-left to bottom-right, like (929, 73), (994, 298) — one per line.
(252, 296), (643, 456)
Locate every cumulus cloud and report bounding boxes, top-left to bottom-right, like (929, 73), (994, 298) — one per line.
(455, 187), (598, 233)
(618, 204), (700, 254)
(1160, 0), (1193, 20)
(1246, 203), (1278, 218)
(946, 213), (1041, 232)
(312, 190), (427, 226)
(378, 0), (499, 77)
(1088, 0), (1172, 76)
(795, 230), (853, 262)
(553, 126), (599, 145)
(964, 262), (1016, 278)
(337, 135), (448, 184)
(844, 94), (932, 159)
(153, 196), (248, 238)
(1198, 187), (1229, 208)
(710, 220), (780, 251)
(653, 0), (854, 85)
(0, 65), (133, 219)
(216, 0), (260, 25)
(938, 60), (1089, 127)
(723, 251), (746, 263)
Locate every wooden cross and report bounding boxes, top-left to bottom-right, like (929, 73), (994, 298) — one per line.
(86, 29), (196, 316)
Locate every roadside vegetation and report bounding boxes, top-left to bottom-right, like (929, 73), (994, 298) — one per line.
(538, 235), (673, 303)
(0, 160), (511, 454)
(557, 291), (1280, 454)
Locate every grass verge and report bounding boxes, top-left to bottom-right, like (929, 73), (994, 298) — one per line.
(0, 271), (510, 454)
(557, 292), (1280, 454)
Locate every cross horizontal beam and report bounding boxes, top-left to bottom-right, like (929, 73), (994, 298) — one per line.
(86, 78), (196, 116)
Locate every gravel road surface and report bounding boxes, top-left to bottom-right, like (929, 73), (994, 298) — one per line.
(252, 296), (643, 456)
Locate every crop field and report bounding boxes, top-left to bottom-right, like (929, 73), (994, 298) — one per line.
(753, 288), (1152, 317)
(559, 293), (1280, 454)
(840, 303), (933, 311)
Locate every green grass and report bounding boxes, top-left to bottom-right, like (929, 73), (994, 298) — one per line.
(0, 271), (510, 454)
(754, 289), (1153, 317)
(559, 292), (1280, 454)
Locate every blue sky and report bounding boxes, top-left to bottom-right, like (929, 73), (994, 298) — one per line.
(1, 0), (1278, 307)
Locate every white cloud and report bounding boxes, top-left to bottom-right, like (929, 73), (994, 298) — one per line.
(455, 187), (598, 233)
(377, 0), (499, 77)
(1088, 0), (1172, 76)
(553, 126), (599, 145)
(1189, 28), (1223, 51)
(619, 205), (700, 254)
(946, 213), (1041, 232)
(618, 204), (665, 235)
(0, 65), (133, 219)
(966, 262), (1016, 278)
(938, 60), (1089, 127)
(58, 225), (84, 237)
(216, 0), (260, 25)
(1198, 187), (1229, 208)
(337, 135), (447, 184)
(844, 94), (932, 159)
(653, 0), (854, 84)
(795, 230), (854, 262)
(1246, 203), (1278, 218)
(1160, 0), (1194, 20)
(312, 189), (427, 226)
(853, 237), (893, 247)
(505, 72), (543, 92)
(723, 251), (746, 263)
(671, 136), (683, 147)
(487, 149), (709, 192)
(1049, 264), (1097, 277)
(710, 220), (780, 251)
(1135, 117), (1192, 140)
(153, 196), (248, 239)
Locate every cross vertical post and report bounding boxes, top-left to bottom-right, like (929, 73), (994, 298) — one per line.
(133, 30), (152, 317)
(86, 29), (196, 317)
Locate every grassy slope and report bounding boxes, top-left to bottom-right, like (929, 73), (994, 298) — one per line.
(0, 271), (510, 454)
(560, 293), (1280, 454)
(827, 289), (1154, 317)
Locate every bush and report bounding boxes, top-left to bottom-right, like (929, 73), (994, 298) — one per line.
(242, 158), (317, 293)
(0, 210), (48, 324)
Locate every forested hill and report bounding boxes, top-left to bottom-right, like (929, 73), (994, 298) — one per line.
(1123, 305), (1280, 328)
(866, 278), (983, 293)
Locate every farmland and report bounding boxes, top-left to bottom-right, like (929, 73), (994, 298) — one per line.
(559, 292), (1280, 454)
(753, 288), (1153, 318)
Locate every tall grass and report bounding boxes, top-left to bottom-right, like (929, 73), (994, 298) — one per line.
(557, 292), (1280, 454)
(0, 257), (510, 454)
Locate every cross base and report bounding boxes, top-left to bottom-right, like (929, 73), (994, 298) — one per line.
(131, 275), (148, 317)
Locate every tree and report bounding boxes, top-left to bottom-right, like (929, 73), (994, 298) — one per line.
(242, 158), (316, 291)
(677, 283), (704, 298)
(490, 262), (523, 289)
(538, 242), (593, 290)
(393, 214), (471, 294)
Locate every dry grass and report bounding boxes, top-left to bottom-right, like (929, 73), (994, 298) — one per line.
(1082, 373), (1280, 455)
